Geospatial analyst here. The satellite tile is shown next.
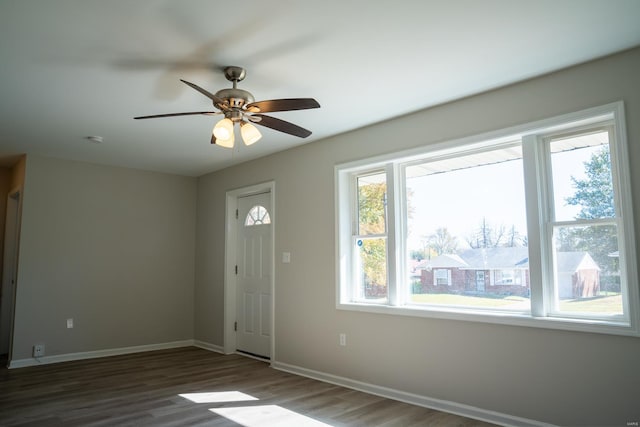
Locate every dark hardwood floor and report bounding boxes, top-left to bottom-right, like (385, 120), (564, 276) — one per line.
(0, 347), (498, 426)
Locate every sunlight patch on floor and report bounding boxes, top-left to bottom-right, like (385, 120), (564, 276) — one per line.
(179, 391), (259, 403)
(211, 405), (334, 427)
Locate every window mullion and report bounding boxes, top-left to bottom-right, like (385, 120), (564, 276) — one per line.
(397, 164), (410, 307)
(348, 172), (360, 303)
(522, 135), (547, 317)
(385, 163), (401, 306)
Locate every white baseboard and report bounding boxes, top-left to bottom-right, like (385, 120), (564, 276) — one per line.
(193, 340), (225, 354)
(271, 361), (553, 427)
(8, 339), (195, 369)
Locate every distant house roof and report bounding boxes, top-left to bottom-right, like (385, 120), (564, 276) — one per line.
(418, 248), (599, 272)
(555, 251), (600, 273)
(457, 247), (529, 270)
(417, 254), (468, 270)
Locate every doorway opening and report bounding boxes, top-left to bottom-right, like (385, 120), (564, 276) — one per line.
(224, 182), (275, 361)
(1, 190), (22, 367)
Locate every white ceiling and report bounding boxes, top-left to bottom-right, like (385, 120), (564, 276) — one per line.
(1, 0), (639, 177)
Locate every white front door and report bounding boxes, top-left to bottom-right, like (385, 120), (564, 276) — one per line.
(236, 192), (272, 358)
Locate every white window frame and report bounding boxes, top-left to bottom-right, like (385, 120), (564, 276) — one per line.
(335, 101), (639, 337)
(352, 169), (391, 304)
(540, 125), (624, 322)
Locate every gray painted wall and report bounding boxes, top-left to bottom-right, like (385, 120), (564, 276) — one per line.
(195, 48), (640, 426)
(12, 155), (197, 359)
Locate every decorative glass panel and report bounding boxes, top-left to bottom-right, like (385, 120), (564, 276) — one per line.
(245, 205), (271, 226)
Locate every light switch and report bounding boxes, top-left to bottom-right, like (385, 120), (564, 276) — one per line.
(67, 318), (74, 329)
(282, 252), (291, 263)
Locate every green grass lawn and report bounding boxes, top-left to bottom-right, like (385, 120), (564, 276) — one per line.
(410, 293), (529, 309)
(558, 294), (623, 313)
(411, 293), (623, 314)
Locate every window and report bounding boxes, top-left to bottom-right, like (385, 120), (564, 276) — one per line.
(434, 269), (451, 286)
(245, 205), (271, 226)
(336, 102), (639, 336)
(546, 129), (623, 316)
(354, 172), (388, 302)
(405, 144), (530, 311)
(495, 270), (514, 285)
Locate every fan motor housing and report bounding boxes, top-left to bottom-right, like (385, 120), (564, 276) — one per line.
(215, 88), (255, 108)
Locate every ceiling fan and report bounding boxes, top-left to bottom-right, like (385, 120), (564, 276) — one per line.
(134, 66), (320, 148)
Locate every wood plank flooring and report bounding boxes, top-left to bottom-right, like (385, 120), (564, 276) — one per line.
(0, 347), (498, 426)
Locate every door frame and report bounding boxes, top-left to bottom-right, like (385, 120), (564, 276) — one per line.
(224, 181), (275, 360)
(1, 188), (22, 366)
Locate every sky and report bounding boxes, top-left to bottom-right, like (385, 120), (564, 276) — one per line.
(405, 143), (604, 252)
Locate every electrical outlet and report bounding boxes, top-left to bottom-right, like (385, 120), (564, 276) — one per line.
(67, 318), (74, 328)
(33, 344), (45, 358)
(339, 333), (346, 346)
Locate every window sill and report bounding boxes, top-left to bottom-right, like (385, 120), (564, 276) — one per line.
(337, 301), (639, 337)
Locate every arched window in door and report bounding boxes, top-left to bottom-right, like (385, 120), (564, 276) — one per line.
(245, 205), (271, 226)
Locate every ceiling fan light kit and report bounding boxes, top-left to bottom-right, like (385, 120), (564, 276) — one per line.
(134, 66), (320, 149)
(213, 118), (234, 140)
(214, 129), (234, 148)
(240, 122), (262, 145)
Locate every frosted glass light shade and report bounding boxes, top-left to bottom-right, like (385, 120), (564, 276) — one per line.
(241, 122), (262, 145)
(213, 118), (234, 140)
(215, 132), (234, 148)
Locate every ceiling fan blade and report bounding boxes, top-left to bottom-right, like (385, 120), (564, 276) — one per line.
(245, 98), (320, 113)
(134, 111), (216, 119)
(252, 114), (312, 138)
(180, 79), (227, 108)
